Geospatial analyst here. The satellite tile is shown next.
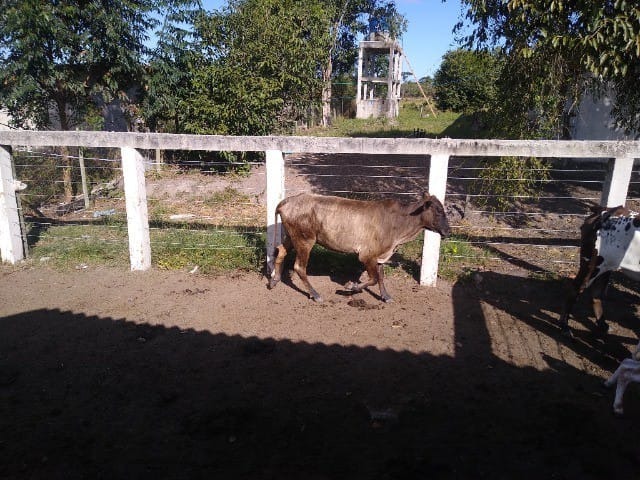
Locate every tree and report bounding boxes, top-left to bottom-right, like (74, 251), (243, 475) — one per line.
(183, 0), (330, 136)
(456, 0), (640, 136)
(142, 1), (204, 134)
(319, 0), (407, 127)
(0, 0), (166, 198)
(433, 49), (501, 113)
(179, 0), (406, 134)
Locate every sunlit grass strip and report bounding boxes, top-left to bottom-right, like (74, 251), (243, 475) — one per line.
(26, 222), (267, 273)
(27, 223), (130, 268)
(150, 227), (266, 273)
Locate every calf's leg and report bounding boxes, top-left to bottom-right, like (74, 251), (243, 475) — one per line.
(559, 262), (603, 336)
(590, 272), (611, 335)
(604, 358), (640, 416)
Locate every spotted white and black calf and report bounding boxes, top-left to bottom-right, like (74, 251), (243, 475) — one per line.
(559, 205), (640, 337)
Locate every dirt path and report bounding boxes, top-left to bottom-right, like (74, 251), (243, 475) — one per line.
(1, 263), (639, 478)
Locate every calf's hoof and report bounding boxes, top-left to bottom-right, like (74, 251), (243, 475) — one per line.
(268, 278), (279, 290)
(559, 325), (574, 339)
(595, 320), (609, 336)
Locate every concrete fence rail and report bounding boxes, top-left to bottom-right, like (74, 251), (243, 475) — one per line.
(2, 131), (640, 286)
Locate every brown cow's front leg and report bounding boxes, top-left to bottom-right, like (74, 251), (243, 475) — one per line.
(376, 264), (392, 302)
(345, 260), (392, 302)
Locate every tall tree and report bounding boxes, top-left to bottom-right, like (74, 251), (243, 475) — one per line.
(433, 49), (501, 113)
(184, 0), (331, 136)
(0, 0), (176, 198)
(456, 0), (640, 136)
(142, 1), (204, 134)
(0, 0), (173, 132)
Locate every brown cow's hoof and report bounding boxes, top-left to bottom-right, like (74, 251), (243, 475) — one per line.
(268, 278), (279, 290)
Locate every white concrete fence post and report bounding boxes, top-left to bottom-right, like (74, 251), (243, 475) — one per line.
(265, 150), (285, 272)
(121, 147), (151, 271)
(420, 153), (450, 286)
(601, 157), (634, 207)
(0, 145), (25, 264)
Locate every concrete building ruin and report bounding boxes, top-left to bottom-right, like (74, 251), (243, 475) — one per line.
(356, 33), (403, 119)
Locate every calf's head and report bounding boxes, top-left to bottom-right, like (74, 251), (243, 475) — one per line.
(412, 193), (451, 237)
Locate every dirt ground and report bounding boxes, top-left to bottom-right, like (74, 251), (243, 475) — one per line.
(3, 154), (640, 478)
(1, 262), (640, 479)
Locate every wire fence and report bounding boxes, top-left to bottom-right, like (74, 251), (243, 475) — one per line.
(12, 146), (640, 278)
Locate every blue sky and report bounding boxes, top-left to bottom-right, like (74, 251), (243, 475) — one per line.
(200, 0), (465, 79)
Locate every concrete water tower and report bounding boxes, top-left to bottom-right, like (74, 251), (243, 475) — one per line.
(356, 31), (403, 119)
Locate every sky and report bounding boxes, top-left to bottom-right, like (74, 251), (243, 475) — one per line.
(200, 0), (466, 79)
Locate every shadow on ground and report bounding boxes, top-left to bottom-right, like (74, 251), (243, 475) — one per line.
(2, 270), (639, 479)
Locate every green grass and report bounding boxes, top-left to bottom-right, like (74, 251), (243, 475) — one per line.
(304, 100), (475, 139)
(152, 226), (265, 274)
(27, 221), (266, 274)
(27, 223), (130, 268)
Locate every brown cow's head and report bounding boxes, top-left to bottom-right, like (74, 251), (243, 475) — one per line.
(411, 193), (451, 237)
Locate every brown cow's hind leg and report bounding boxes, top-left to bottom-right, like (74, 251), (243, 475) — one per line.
(268, 238), (291, 290)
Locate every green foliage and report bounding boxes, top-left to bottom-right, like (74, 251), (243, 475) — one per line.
(458, 0), (640, 135)
(473, 156), (550, 211)
(433, 49), (502, 113)
(141, 1), (204, 134)
(307, 103), (473, 138)
(402, 77), (434, 98)
(0, 0), (165, 130)
(28, 223), (130, 268)
(182, 0), (331, 136)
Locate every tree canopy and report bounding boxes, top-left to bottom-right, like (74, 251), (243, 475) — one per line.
(457, 0), (640, 136)
(433, 49), (501, 113)
(0, 0), (166, 130)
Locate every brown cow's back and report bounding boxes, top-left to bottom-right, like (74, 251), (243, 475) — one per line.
(276, 194), (419, 259)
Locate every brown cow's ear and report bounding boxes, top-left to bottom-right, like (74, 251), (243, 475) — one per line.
(410, 196), (432, 216)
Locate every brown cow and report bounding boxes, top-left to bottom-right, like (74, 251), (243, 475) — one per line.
(268, 192), (450, 302)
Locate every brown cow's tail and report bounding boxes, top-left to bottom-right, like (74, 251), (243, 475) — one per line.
(270, 206), (281, 277)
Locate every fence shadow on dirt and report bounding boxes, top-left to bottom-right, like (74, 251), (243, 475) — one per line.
(2, 292), (639, 479)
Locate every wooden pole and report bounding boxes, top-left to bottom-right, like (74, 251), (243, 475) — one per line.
(404, 54), (437, 117)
